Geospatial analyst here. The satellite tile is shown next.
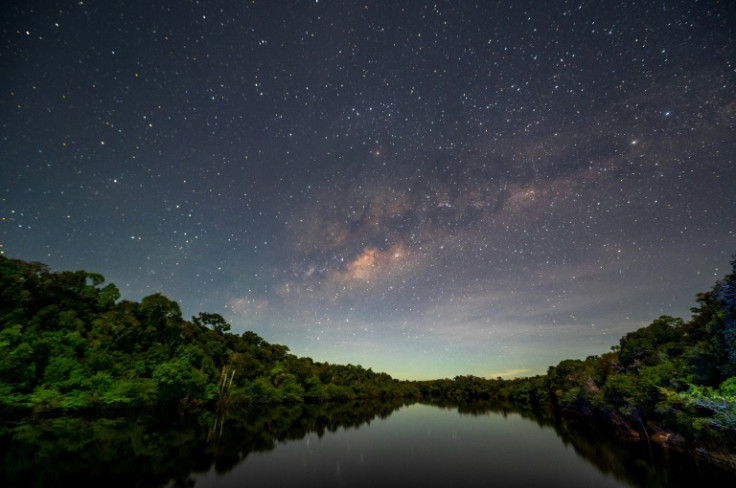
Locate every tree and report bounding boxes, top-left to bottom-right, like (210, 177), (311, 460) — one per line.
(139, 293), (183, 348)
(712, 256), (736, 377)
(192, 312), (230, 333)
(152, 354), (209, 405)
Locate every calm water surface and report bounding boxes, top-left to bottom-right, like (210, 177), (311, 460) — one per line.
(192, 404), (627, 488)
(3, 402), (733, 487)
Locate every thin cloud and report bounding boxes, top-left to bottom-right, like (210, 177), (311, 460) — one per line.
(488, 368), (530, 379)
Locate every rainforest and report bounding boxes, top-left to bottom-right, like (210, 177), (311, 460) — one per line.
(1, 254), (735, 482)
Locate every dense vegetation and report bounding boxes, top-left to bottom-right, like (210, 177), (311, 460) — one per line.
(1, 254), (734, 463)
(0, 256), (417, 412)
(418, 257), (736, 463)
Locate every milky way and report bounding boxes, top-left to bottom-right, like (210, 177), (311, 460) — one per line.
(2, 1), (735, 379)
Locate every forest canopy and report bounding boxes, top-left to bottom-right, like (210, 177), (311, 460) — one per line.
(0, 255), (416, 412)
(0, 254), (735, 461)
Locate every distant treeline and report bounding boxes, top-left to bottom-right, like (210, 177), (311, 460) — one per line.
(417, 256), (736, 462)
(1, 254), (734, 461)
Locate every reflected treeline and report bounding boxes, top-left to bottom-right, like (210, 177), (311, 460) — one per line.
(0, 399), (410, 488)
(425, 400), (736, 488)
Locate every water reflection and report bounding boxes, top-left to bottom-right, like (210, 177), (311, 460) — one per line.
(442, 402), (736, 488)
(1, 401), (733, 487)
(195, 403), (628, 488)
(0, 400), (407, 487)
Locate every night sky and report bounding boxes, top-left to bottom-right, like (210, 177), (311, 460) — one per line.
(2, 1), (735, 380)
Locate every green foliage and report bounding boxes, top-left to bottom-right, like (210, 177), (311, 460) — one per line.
(0, 255), (418, 412)
(670, 384), (736, 435)
(1, 249), (733, 457)
(1, 252), (735, 465)
(618, 316), (683, 368)
(719, 377), (736, 398)
(418, 255), (736, 454)
(192, 312), (230, 333)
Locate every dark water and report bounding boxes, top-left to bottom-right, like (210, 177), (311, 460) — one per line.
(193, 403), (627, 488)
(1, 401), (733, 488)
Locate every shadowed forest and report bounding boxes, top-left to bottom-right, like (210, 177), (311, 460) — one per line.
(1, 254), (734, 468)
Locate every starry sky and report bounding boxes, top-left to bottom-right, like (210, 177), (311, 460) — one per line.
(1, 1), (735, 380)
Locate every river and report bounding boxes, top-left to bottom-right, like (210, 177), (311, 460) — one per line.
(192, 403), (627, 488)
(1, 401), (733, 487)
